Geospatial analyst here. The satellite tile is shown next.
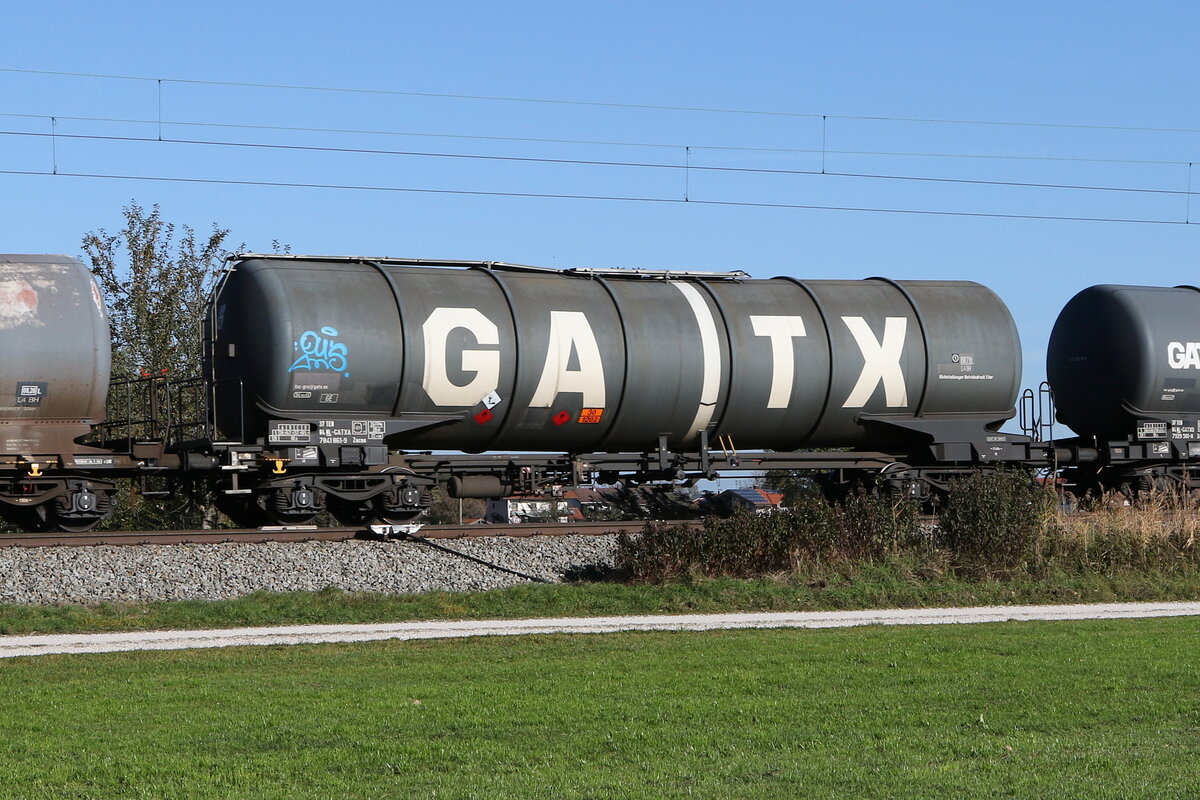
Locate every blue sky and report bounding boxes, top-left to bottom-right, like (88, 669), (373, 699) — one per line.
(2, 1), (1198, 418)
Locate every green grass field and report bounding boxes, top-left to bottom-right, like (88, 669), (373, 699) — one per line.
(2, 616), (1198, 799)
(3, 566), (1200, 635)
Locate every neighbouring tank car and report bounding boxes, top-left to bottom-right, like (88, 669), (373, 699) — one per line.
(0, 256), (125, 530)
(202, 255), (1024, 524)
(1047, 284), (1200, 494)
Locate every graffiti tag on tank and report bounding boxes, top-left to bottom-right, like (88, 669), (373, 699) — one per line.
(290, 327), (350, 376)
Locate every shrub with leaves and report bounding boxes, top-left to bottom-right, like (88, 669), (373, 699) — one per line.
(938, 468), (1056, 576)
(615, 490), (920, 583)
(830, 490), (923, 560)
(83, 201), (233, 383)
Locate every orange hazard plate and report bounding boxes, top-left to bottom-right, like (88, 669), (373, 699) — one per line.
(578, 408), (605, 424)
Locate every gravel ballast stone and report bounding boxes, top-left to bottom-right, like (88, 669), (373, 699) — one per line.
(0, 535), (620, 605)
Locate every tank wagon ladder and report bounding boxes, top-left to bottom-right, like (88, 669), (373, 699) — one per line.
(1019, 382), (1056, 445)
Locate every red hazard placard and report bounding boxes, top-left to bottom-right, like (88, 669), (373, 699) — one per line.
(474, 408), (494, 424)
(578, 408), (604, 424)
(552, 410), (571, 426)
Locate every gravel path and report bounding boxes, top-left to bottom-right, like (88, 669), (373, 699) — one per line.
(3, 601), (1198, 658)
(0, 535), (619, 605)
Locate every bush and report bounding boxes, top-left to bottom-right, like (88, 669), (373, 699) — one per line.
(615, 512), (799, 583)
(936, 469), (1055, 576)
(615, 491), (920, 583)
(830, 491), (923, 560)
(616, 471), (1200, 585)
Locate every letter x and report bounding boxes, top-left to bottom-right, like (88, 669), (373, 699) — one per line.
(841, 316), (908, 408)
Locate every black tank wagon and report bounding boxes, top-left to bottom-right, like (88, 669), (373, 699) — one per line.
(199, 255), (1028, 524)
(1047, 284), (1200, 494)
(209, 256), (1022, 449)
(4, 249), (1200, 532)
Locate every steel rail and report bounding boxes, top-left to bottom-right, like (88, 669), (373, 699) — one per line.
(0, 519), (676, 548)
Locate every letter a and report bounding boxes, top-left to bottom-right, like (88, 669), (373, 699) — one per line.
(530, 311), (606, 407)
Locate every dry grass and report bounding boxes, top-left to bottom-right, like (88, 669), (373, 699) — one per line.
(620, 475), (1200, 583)
(1046, 491), (1199, 573)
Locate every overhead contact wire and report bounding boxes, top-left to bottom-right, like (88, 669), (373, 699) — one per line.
(0, 111), (1194, 167)
(0, 128), (1192, 198)
(1, 167), (1187, 225)
(8, 66), (1200, 134)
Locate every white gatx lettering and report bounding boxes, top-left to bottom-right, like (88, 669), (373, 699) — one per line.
(750, 315), (807, 408)
(530, 311), (606, 407)
(841, 316), (909, 408)
(1168, 341), (1200, 369)
(421, 307), (500, 406)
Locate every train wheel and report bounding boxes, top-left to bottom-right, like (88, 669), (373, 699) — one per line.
(268, 509), (319, 526)
(374, 468), (433, 524)
(373, 485), (429, 524)
(51, 485), (115, 533)
(51, 513), (104, 533)
(374, 506), (422, 524)
(267, 486), (323, 526)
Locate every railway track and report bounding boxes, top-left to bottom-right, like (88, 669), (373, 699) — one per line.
(0, 519), (671, 548)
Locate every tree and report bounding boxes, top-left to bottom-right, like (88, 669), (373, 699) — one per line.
(81, 202), (250, 529)
(83, 201), (232, 382)
(422, 485), (487, 524)
(761, 469), (817, 508)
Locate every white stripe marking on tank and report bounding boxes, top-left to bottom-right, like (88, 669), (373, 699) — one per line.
(671, 282), (721, 444)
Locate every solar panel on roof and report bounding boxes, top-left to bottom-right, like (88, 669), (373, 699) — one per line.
(731, 488), (768, 504)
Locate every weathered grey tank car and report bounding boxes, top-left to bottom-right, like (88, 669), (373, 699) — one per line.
(0, 255), (120, 529)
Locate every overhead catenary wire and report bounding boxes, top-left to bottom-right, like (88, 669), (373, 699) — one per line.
(7, 66), (1200, 135)
(2, 110), (1196, 167)
(3, 67), (1197, 226)
(0, 167), (1188, 226)
(0, 128), (1193, 199)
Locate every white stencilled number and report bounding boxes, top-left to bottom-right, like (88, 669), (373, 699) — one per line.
(841, 316), (909, 408)
(421, 307), (500, 406)
(750, 315), (807, 409)
(530, 311), (607, 408)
